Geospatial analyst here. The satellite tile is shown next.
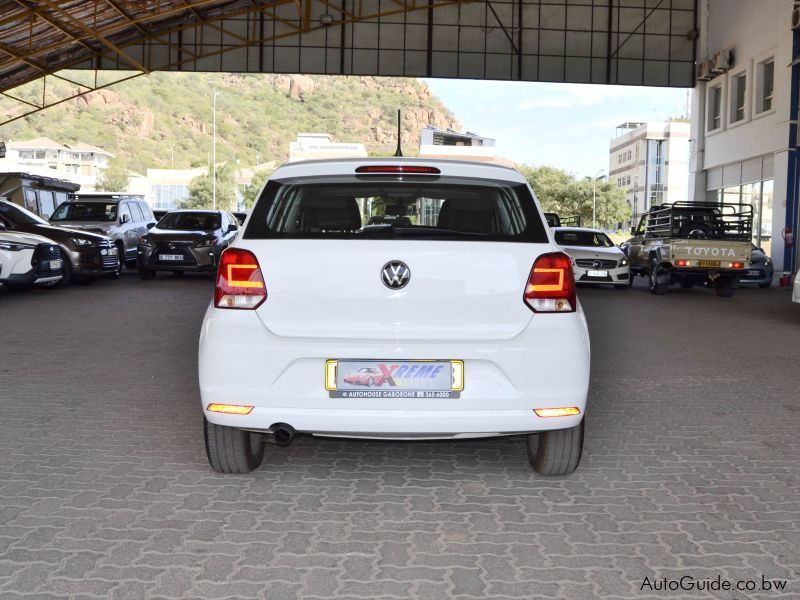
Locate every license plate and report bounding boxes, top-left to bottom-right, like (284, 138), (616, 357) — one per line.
(699, 260), (721, 268)
(326, 360), (463, 399)
(587, 270), (608, 277)
(747, 270), (760, 277)
(49, 260), (62, 270)
(158, 254), (183, 261)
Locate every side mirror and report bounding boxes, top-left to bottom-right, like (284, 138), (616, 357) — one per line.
(228, 223), (238, 232)
(120, 214), (130, 224)
(146, 222), (155, 229)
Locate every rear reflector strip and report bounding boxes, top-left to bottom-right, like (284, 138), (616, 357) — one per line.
(355, 165), (441, 174)
(207, 403), (254, 415)
(534, 407), (581, 418)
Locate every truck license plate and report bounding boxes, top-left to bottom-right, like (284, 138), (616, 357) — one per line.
(326, 360), (464, 399)
(698, 260), (721, 268)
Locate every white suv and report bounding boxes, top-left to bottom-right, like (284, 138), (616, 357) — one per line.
(199, 159), (590, 475)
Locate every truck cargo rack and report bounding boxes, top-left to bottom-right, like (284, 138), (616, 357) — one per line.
(645, 202), (752, 241)
(544, 213), (582, 228)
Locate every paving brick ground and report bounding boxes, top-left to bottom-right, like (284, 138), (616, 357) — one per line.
(1, 271), (798, 599)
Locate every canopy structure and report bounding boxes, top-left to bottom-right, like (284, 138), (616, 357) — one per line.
(0, 0), (697, 125)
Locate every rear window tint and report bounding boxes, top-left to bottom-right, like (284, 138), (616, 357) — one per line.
(245, 175), (547, 242)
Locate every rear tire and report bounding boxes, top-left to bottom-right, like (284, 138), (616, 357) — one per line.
(648, 259), (668, 295)
(112, 244), (124, 278)
(204, 419), (265, 474)
(715, 283), (736, 297)
(527, 420), (584, 476)
(139, 269), (156, 280)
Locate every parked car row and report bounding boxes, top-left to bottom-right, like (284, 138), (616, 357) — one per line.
(1, 193), (248, 294)
(547, 208), (777, 295)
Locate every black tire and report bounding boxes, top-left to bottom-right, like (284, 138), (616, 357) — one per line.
(139, 269), (156, 280)
(204, 419), (265, 474)
(111, 244), (124, 278)
(758, 282), (772, 289)
(527, 419), (584, 476)
(648, 259), (668, 295)
(679, 280), (694, 289)
(715, 283), (736, 297)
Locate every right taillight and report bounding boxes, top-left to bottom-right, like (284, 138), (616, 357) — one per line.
(524, 252), (576, 313)
(214, 248), (267, 310)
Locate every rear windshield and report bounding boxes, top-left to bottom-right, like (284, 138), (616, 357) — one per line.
(51, 202), (117, 222)
(555, 230), (614, 247)
(158, 212), (220, 231)
(245, 175), (547, 242)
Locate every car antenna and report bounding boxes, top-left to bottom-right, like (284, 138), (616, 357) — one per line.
(393, 109), (403, 157)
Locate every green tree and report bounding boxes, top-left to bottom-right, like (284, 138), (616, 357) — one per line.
(96, 159), (130, 192)
(182, 163), (237, 210)
(241, 167), (274, 209)
(518, 164), (631, 230)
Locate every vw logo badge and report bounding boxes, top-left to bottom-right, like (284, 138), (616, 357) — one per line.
(381, 261), (410, 289)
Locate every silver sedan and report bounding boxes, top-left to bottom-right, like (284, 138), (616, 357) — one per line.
(553, 227), (631, 290)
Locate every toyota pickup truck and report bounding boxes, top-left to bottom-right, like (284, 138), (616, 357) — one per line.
(622, 202), (753, 297)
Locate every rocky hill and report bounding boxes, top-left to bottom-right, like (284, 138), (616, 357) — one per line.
(1, 72), (459, 173)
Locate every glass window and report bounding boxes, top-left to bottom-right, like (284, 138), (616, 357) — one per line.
(38, 190), (56, 218)
(51, 202), (118, 222)
(761, 59), (774, 113)
(731, 73), (746, 122)
(129, 202), (144, 222)
(246, 176), (547, 242)
(35, 150), (46, 160)
(158, 211), (221, 231)
(138, 202), (153, 221)
(760, 180), (773, 252)
(118, 203), (131, 223)
(708, 86), (722, 131)
(554, 230), (614, 247)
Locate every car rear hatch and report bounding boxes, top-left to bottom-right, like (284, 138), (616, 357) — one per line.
(239, 170), (553, 342)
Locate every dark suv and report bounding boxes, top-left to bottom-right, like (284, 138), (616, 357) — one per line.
(0, 199), (119, 284)
(137, 209), (239, 278)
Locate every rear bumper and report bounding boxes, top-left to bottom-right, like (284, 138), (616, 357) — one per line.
(199, 304), (591, 438)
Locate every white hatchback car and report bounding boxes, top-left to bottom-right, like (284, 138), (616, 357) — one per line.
(199, 159), (590, 475)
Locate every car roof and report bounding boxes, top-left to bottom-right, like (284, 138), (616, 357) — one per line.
(553, 227), (606, 234)
(167, 209), (221, 214)
(270, 157), (527, 183)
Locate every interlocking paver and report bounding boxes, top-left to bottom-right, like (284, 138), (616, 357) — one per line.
(1, 274), (799, 598)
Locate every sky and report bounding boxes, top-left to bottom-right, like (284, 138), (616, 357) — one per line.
(422, 78), (690, 179)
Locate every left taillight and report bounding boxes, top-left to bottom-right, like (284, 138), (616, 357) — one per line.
(523, 252), (576, 313)
(214, 248), (267, 310)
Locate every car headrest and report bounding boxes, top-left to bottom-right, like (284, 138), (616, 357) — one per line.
(437, 198), (494, 234)
(301, 197), (361, 232)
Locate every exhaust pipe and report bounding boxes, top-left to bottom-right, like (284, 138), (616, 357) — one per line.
(269, 423), (295, 447)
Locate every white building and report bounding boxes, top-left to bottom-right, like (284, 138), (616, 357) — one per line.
(690, 0), (795, 271)
(288, 133), (367, 162)
(609, 120), (690, 228)
(0, 137), (112, 191)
